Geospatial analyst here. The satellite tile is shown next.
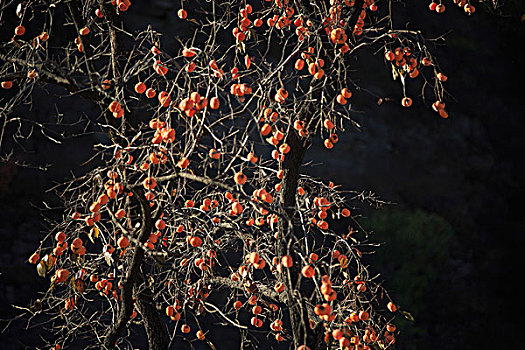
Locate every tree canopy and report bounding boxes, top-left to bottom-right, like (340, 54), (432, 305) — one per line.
(0, 0), (503, 349)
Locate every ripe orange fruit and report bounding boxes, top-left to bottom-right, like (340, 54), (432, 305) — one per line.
(252, 305), (262, 315)
(409, 68), (419, 78)
(341, 88), (352, 98)
(260, 123), (272, 136)
(421, 57), (432, 66)
(71, 238), (83, 250)
(145, 88), (156, 98)
(135, 82), (146, 94)
(117, 236), (129, 249)
(182, 48), (196, 57)
(155, 219), (166, 230)
(189, 236), (202, 247)
(323, 119), (335, 130)
(387, 301), (397, 312)
(274, 282), (285, 293)
(276, 88), (288, 100)
(55, 231), (66, 242)
(79, 27), (90, 35)
(281, 255), (293, 268)
(401, 97), (412, 107)
(464, 4), (475, 13)
(181, 324), (191, 333)
(359, 310), (370, 321)
(339, 337), (350, 348)
(15, 25), (25, 36)
(301, 265), (315, 278)
(345, 312), (359, 323)
(158, 91), (171, 107)
(295, 59), (305, 70)
(385, 51), (395, 61)
(153, 61), (168, 76)
(114, 208), (125, 219)
(317, 220), (329, 230)
(108, 101), (121, 113)
(29, 252), (40, 264)
(247, 152), (258, 163)
(233, 300), (243, 310)
(97, 193), (109, 205)
(210, 97), (220, 109)
(332, 329), (343, 340)
(234, 171), (247, 185)
(1, 81), (13, 89)
(328, 134), (338, 145)
(314, 303), (332, 316)
(102, 80), (112, 91)
(236, 30), (246, 42)
(248, 252), (260, 264)
(208, 148), (221, 159)
(177, 157), (189, 169)
(273, 129), (285, 141)
(231, 202), (244, 215)
(178, 9), (187, 19)
(336, 94), (347, 105)
(143, 177), (156, 190)
(185, 62), (196, 72)
(436, 72), (448, 82)
(85, 217), (94, 226)
(166, 305), (175, 317)
(432, 100), (446, 111)
(117, 0), (129, 11)
(89, 202), (101, 213)
(56, 268), (70, 282)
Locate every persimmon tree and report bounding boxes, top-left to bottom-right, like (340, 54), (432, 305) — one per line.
(0, 0), (498, 349)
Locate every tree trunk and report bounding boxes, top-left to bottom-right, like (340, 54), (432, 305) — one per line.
(135, 281), (169, 350)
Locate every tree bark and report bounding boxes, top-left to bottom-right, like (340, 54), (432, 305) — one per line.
(134, 280), (169, 350)
(103, 188), (168, 349)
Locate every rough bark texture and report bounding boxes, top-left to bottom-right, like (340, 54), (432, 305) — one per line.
(134, 280), (169, 350)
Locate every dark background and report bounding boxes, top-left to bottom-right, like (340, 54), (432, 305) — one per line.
(1, 1), (524, 349)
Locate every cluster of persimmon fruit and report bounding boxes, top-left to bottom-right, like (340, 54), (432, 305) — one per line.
(384, 46), (450, 116)
(295, 46), (327, 79)
(429, 0), (476, 14)
(325, 0), (378, 39)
